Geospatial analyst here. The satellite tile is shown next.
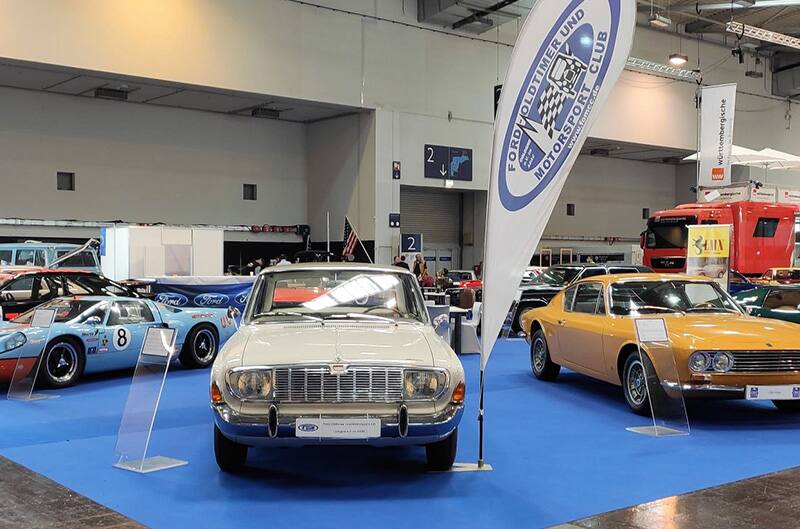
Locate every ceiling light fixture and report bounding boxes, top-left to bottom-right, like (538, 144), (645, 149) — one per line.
(649, 13), (672, 29)
(669, 53), (688, 66)
(625, 57), (701, 81)
(726, 21), (800, 51)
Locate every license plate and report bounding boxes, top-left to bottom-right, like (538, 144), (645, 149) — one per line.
(295, 418), (381, 439)
(745, 384), (800, 401)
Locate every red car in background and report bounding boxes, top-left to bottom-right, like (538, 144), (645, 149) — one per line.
(753, 267), (800, 285)
(0, 268), (137, 320)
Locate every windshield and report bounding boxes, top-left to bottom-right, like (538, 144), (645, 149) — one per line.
(63, 275), (131, 296)
(13, 298), (107, 324)
(773, 269), (800, 282)
(646, 216), (695, 249)
(532, 267), (581, 287)
(609, 280), (742, 316)
(247, 270), (427, 323)
(446, 271), (473, 282)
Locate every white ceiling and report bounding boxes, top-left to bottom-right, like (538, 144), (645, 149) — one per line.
(0, 60), (361, 123)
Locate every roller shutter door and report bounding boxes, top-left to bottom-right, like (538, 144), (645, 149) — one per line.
(400, 187), (460, 244)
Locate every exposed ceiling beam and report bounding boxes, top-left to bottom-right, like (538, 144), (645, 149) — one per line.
(672, 0), (800, 12)
(452, 0), (519, 30)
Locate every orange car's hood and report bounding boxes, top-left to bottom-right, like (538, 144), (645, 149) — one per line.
(667, 314), (800, 350)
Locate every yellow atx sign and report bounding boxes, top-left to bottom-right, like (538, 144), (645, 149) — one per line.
(690, 225), (730, 258)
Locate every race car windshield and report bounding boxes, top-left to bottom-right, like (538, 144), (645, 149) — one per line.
(249, 270), (427, 324)
(533, 267), (580, 286)
(610, 280), (742, 316)
(13, 298), (106, 324)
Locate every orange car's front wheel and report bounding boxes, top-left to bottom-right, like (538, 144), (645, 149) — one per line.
(530, 329), (560, 381)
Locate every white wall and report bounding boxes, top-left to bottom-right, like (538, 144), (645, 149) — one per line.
(0, 86), (307, 226)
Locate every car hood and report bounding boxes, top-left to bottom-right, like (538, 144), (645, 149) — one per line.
(238, 322), (436, 366)
(0, 321), (29, 335)
(668, 314), (800, 350)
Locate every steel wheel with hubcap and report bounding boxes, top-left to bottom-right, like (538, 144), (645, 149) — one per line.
(530, 328), (560, 381)
(622, 352), (666, 416)
(40, 338), (85, 388)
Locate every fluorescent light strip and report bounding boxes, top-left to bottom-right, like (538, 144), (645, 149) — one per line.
(726, 21), (800, 51)
(625, 57), (701, 81)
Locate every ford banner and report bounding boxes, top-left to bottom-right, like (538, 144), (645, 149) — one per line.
(481, 0), (635, 369)
(149, 276), (255, 312)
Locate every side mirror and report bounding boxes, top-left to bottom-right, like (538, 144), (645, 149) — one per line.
(432, 314), (449, 339)
(85, 315), (102, 326)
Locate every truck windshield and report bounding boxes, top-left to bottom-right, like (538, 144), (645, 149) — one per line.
(645, 216), (696, 249)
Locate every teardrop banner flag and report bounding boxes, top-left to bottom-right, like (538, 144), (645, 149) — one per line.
(481, 0), (636, 369)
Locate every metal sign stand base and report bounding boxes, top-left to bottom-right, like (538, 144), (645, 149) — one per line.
(626, 425), (690, 437)
(114, 456), (188, 474)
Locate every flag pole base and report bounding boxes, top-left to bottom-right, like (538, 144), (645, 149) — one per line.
(437, 462), (493, 473)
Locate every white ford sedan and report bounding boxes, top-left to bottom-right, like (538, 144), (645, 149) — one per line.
(210, 263), (466, 472)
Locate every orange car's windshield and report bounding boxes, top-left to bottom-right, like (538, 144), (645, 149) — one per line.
(609, 281), (741, 316)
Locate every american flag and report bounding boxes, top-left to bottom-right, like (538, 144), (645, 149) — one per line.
(342, 216), (359, 257)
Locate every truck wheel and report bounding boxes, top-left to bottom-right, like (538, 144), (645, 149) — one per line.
(426, 428), (457, 471)
(179, 324), (218, 369)
(214, 425), (247, 472)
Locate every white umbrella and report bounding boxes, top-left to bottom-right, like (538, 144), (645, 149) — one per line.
(682, 145), (782, 164)
(756, 148), (800, 170)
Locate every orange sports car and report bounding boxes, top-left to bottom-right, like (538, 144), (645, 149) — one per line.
(521, 273), (800, 414)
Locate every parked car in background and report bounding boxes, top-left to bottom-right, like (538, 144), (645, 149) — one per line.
(520, 266), (546, 286)
(729, 270), (755, 294)
(0, 241), (101, 272)
(0, 269), (138, 321)
(509, 263), (651, 335)
(734, 285), (800, 325)
(211, 263), (465, 472)
(444, 269), (483, 305)
(753, 268), (800, 286)
(0, 296), (238, 387)
(522, 274), (800, 414)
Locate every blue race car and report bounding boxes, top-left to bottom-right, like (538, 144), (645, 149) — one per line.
(0, 296), (238, 388)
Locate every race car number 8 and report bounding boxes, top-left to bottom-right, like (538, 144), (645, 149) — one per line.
(113, 326), (130, 351)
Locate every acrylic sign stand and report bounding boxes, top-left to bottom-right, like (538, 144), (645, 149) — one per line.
(7, 308), (58, 401)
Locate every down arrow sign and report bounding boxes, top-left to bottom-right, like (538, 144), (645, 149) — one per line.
(439, 164), (447, 177)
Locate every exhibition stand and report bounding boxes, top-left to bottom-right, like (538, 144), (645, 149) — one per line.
(7, 308), (58, 402)
(113, 327), (187, 474)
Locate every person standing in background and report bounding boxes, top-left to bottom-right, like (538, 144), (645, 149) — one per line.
(277, 254), (291, 265)
(393, 255), (409, 270)
(413, 253), (427, 282)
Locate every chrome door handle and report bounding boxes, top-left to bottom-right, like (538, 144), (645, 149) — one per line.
(557, 319), (566, 326)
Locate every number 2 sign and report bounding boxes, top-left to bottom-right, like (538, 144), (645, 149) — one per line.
(401, 233), (423, 253)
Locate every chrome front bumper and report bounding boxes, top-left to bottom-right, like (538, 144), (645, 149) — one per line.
(213, 402), (464, 447)
(663, 380), (745, 399)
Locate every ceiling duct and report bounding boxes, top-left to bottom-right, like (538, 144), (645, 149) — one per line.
(773, 52), (800, 99)
(417, 0), (527, 34)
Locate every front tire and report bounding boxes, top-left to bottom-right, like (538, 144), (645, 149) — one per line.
(772, 400), (800, 412)
(39, 337), (85, 388)
(622, 352), (667, 416)
(426, 428), (457, 471)
(530, 329), (560, 381)
(180, 324), (219, 369)
(214, 425), (247, 472)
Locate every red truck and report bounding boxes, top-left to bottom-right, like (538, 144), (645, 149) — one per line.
(642, 201), (798, 276)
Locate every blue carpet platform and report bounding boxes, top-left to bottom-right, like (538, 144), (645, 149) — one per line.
(1, 338), (799, 529)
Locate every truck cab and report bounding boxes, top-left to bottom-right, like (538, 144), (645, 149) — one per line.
(642, 201), (798, 276)
(0, 242), (101, 272)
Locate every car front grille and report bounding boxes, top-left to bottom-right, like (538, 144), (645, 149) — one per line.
(273, 366), (404, 403)
(730, 351), (800, 373)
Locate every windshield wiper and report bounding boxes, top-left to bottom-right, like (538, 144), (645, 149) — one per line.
(324, 313), (396, 324)
(253, 311), (323, 322)
(685, 306), (739, 313)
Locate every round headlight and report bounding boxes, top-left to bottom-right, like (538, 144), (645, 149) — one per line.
(688, 352), (710, 373)
(403, 370), (447, 400)
(712, 352), (734, 373)
(230, 370), (272, 399)
(2, 332), (26, 352)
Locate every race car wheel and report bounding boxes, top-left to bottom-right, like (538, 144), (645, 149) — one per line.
(214, 425), (247, 472)
(772, 400), (800, 412)
(180, 324), (218, 369)
(530, 329), (560, 381)
(426, 428), (457, 471)
(39, 337), (85, 388)
(622, 352), (666, 416)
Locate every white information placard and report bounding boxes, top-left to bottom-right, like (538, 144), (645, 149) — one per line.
(30, 309), (56, 329)
(634, 318), (669, 343)
(142, 327), (176, 358)
(746, 384), (800, 401)
(295, 418), (381, 439)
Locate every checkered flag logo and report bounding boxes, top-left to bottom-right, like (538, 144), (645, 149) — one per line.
(536, 86), (568, 139)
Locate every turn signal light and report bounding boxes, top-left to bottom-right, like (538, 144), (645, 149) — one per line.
(451, 381), (466, 404)
(211, 381), (223, 403)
